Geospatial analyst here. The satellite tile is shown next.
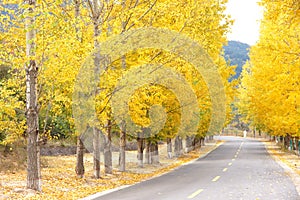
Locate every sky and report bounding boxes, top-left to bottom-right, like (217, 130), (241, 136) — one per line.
(225, 0), (264, 46)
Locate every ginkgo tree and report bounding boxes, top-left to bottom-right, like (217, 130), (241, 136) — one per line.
(0, 0), (236, 190)
(0, 0), (95, 189)
(238, 0), (300, 147)
(90, 0), (235, 166)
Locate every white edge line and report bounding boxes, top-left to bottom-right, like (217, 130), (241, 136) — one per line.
(80, 185), (132, 200)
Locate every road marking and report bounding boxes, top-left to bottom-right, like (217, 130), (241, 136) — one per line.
(223, 168), (228, 172)
(228, 162), (232, 166)
(232, 158), (235, 161)
(212, 176), (220, 182)
(234, 155), (238, 158)
(187, 189), (204, 199)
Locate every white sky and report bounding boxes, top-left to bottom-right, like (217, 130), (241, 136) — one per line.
(225, 0), (264, 45)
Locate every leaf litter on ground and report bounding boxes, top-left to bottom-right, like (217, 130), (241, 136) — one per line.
(0, 141), (222, 199)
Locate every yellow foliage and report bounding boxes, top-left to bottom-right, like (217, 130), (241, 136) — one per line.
(239, 0), (300, 136)
(0, 0), (235, 144)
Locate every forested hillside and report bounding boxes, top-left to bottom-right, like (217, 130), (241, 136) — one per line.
(223, 41), (250, 80)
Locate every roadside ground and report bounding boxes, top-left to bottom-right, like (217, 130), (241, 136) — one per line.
(0, 140), (222, 199)
(262, 139), (300, 195)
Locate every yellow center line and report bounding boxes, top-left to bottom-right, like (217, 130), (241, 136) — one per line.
(187, 189), (204, 199)
(228, 162), (232, 166)
(212, 176), (220, 182)
(223, 168), (228, 172)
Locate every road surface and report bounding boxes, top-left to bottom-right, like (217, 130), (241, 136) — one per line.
(90, 136), (299, 200)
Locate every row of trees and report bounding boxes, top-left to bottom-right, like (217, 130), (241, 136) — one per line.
(238, 0), (299, 147)
(0, 0), (236, 191)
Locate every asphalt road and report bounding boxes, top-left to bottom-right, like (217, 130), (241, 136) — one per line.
(91, 136), (299, 200)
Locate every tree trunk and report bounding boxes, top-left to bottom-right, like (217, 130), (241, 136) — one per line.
(185, 136), (190, 153)
(93, 127), (101, 178)
(192, 137), (196, 149)
(74, 0), (85, 179)
(167, 138), (172, 159)
(185, 136), (194, 153)
(75, 136), (85, 178)
(25, 0), (41, 191)
(174, 136), (183, 157)
(174, 136), (179, 157)
(119, 0), (127, 171)
(198, 137), (201, 148)
(137, 134), (144, 167)
(103, 2), (112, 175)
(145, 140), (150, 164)
(90, 0), (102, 179)
(193, 137), (200, 149)
(179, 137), (183, 155)
(201, 137), (205, 146)
(119, 121), (126, 172)
(283, 134), (290, 149)
(295, 137), (299, 152)
(292, 137), (296, 151)
(150, 141), (159, 164)
(104, 120), (112, 174)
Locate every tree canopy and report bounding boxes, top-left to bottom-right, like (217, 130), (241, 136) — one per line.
(238, 0), (300, 137)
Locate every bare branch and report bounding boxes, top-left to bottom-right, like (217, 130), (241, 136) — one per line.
(126, 0), (157, 31)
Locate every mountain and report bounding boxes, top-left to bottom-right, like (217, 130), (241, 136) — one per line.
(223, 40), (250, 80)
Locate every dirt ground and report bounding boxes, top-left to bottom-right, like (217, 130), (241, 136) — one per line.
(0, 140), (221, 199)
